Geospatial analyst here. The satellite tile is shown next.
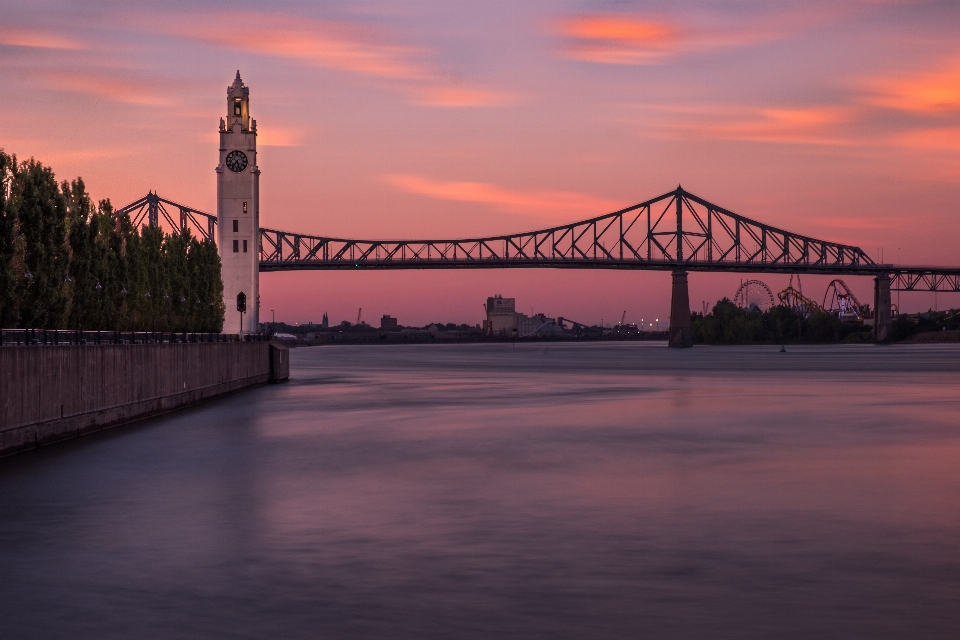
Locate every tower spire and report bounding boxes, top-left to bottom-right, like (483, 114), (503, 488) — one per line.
(218, 72), (259, 335)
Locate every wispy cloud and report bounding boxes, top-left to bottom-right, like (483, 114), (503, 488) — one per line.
(168, 15), (426, 81)
(143, 11), (511, 108)
(863, 60), (960, 114)
(553, 14), (793, 65)
(553, 5), (855, 65)
(383, 174), (623, 219)
(555, 16), (684, 65)
(641, 104), (858, 147)
(0, 27), (82, 50)
(35, 71), (187, 107)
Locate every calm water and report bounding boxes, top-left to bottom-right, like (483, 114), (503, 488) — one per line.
(2, 343), (960, 639)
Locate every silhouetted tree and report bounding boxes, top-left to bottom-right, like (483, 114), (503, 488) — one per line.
(0, 152), (224, 331)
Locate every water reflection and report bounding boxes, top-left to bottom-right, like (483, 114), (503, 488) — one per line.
(1, 343), (960, 638)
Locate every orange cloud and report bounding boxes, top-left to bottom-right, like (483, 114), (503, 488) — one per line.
(143, 11), (510, 108)
(553, 14), (785, 65)
(0, 27), (82, 50)
(556, 16), (681, 64)
(383, 174), (623, 220)
(865, 61), (960, 114)
(554, 5), (857, 65)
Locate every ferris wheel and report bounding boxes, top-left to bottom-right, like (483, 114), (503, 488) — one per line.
(734, 280), (775, 312)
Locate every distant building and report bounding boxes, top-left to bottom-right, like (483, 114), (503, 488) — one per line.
(485, 295), (526, 335)
(518, 314), (563, 338)
(381, 315), (399, 330)
(322, 312), (329, 329)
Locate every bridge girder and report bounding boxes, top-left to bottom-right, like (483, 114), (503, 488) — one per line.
(258, 187), (873, 273)
(114, 187), (960, 291)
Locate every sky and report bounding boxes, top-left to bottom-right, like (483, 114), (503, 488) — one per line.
(2, 0), (959, 326)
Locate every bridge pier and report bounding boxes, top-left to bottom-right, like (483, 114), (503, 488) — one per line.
(873, 274), (892, 342)
(669, 270), (693, 348)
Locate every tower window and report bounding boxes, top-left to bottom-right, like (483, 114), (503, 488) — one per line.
(233, 220), (239, 232)
(243, 201), (248, 213)
(243, 240), (248, 253)
(234, 99), (242, 116)
(233, 240), (239, 253)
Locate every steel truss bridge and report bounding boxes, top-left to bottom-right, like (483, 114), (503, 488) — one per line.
(115, 188), (960, 292)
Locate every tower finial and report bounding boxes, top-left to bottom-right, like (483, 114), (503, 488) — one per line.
(235, 70), (242, 83)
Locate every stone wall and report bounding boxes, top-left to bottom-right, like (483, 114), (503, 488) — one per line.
(0, 342), (284, 457)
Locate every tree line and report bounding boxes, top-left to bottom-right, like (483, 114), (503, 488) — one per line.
(0, 151), (224, 331)
(692, 298), (871, 344)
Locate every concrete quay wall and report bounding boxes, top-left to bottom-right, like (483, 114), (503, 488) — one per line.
(0, 342), (284, 458)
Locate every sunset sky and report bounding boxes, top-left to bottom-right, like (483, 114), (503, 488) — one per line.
(2, 0), (959, 326)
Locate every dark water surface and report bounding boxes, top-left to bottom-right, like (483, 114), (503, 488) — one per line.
(2, 343), (960, 639)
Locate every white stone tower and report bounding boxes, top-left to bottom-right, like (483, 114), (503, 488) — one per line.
(217, 71), (259, 334)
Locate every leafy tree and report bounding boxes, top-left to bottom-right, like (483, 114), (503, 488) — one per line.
(0, 152), (224, 331)
(692, 298), (866, 344)
(11, 157), (70, 328)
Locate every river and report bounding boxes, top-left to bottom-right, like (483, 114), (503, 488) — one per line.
(2, 343), (959, 638)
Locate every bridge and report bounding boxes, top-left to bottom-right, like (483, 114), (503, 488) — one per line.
(115, 187), (960, 346)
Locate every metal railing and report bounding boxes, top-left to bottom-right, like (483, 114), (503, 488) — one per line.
(1, 330), (269, 346)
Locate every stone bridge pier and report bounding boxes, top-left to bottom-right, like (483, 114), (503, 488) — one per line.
(669, 270), (693, 348)
(873, 274), (892, 341)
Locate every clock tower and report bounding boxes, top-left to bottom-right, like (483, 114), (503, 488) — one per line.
(217, 71), (259, 334)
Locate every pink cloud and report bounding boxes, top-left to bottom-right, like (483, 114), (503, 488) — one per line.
(35, 71), (186, 107)
(412, 85), (515, 108)
(0, 27), (82, 50)
(643, 104), (859, 147)
(383, 174), (624, 220)
(142, 11), (511, 108)
(166, 15), (427, 81)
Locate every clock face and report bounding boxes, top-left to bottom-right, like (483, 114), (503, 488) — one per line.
(225, 150), (248, 173)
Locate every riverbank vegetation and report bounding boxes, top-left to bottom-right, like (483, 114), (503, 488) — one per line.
(692, 299), (871, 344)
(890, 309), (960, 342)
(693, 298), (960, 344)
(0, 151), (224, 331)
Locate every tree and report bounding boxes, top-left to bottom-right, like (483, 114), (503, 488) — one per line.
(0, 152), (225, 332)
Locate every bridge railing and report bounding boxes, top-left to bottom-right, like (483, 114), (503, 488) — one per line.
(890, 271), (960, 292)
(0, 330), (268, 346)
